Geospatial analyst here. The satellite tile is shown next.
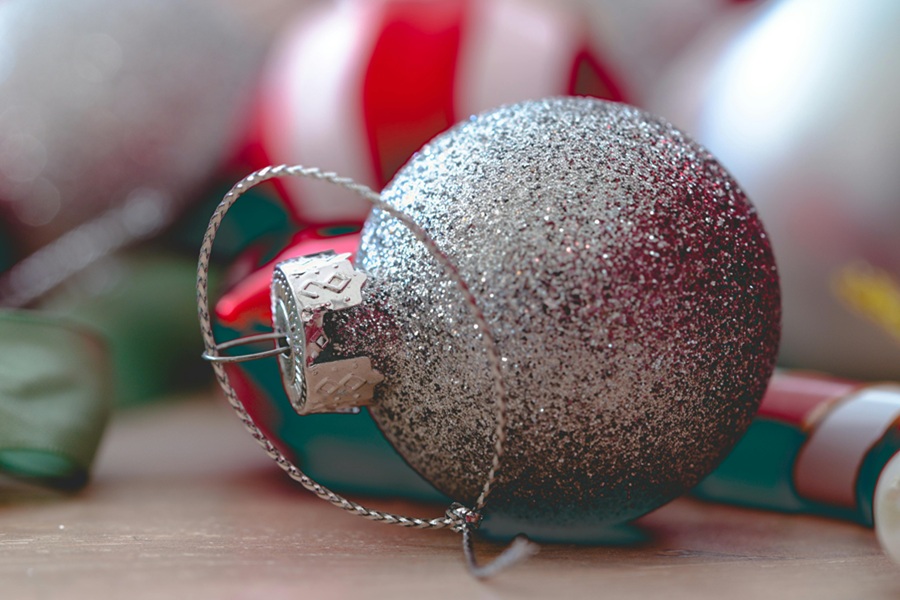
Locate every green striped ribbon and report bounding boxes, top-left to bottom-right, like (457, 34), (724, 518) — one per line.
(0, 311), (112, 490)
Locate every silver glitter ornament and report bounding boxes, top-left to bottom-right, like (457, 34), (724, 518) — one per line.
(330, 97), (781, 532)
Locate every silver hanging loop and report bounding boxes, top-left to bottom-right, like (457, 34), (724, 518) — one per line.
(196, 164), (538, 578)
(201, 332), (290, 364)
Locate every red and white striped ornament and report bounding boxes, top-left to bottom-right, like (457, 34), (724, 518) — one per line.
(246, 0), (627, 227)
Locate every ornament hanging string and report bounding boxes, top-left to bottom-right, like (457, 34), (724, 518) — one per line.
(196, 164), (537, 578)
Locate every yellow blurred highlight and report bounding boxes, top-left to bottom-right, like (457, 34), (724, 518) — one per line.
(832, 263), (900, 345)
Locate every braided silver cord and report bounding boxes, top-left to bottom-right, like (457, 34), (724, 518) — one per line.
(197, 166), (536, 569)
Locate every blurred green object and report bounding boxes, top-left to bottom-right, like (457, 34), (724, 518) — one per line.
(693, 419), (810, 514)
(0, 311), (112, 489)
(169, 178), (295, 265)
(44, 252), (210, 406)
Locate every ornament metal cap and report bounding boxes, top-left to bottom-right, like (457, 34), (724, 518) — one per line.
(271, 251), (384, 415)
(202, 250), (385, 415)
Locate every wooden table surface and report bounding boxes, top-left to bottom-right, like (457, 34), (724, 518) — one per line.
(3, 394), (899, 599)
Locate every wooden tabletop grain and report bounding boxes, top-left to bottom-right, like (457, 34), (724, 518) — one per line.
(3, 394), (899, 599)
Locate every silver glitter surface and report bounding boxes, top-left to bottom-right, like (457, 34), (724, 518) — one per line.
(333, 97), (781, 528)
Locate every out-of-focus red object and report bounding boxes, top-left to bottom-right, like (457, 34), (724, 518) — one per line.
(242, 0), (628, 228)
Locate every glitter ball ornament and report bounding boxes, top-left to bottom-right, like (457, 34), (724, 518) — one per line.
(323, 97), (782, 530)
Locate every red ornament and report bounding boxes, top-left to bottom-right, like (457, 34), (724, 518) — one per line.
(243, 0), (627, 228)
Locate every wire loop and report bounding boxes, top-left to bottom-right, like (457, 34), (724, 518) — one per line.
(196, 164), (537, 576)
(201, 332), (289, 363)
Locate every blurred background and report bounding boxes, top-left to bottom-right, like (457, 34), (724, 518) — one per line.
(0, 0), (898, 516)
